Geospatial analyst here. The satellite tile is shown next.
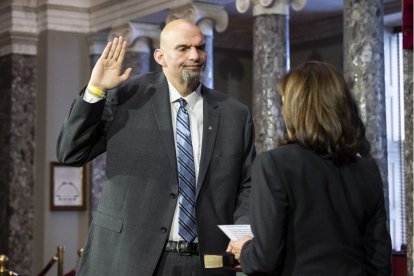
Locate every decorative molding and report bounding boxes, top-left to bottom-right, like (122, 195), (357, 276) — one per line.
(0, 2), (38, 55)
(236, 0), (250, 13)
(90, 0), (191, 32)
(252, 2), (290, 16)
(0, 5), (37, 34)
(1, 0), (400, 55)
(88, 30), (110, 56)
(34, 0), (190, 34)
(0, 31), (38, 56)
(0, 0), (185, 55)
(108, 22), (160, 52)
(37, 0), (92, 9)
(37, 4), (90, 33)
(198, 18), (215, 36)
(34, 0), (191, 34)
(259, 0), (275, 7)
(167, 3), (229, 33)
(236, 0), (307, 16)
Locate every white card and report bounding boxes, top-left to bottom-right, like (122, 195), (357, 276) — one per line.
(218, 224), (253, 241)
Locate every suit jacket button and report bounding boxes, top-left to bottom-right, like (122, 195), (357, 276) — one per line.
(169, 193), (176, 199)
(160, 227), (167, 233)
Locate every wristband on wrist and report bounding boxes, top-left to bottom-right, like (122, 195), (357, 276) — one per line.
(87, 83), (106, 98)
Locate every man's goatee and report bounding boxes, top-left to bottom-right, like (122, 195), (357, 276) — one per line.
(182, 70), (204, 88)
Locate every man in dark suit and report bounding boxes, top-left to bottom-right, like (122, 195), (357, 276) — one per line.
(57, 19), (255, 275)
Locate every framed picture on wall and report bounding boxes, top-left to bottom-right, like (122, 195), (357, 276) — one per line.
(50, 162), (87, 211)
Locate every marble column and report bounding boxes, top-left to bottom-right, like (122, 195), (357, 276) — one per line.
(167, 3), (229, 89)
(252, 12), (287, 154)
(88, 23), (160, 215)
(198, 19), (215, 88)
(0, 36), (37, 275)
(402, 0), (413, 272)
(237, 0), (305, 153)
(403, 49), (413, 275)
(343, 0), (389, 217)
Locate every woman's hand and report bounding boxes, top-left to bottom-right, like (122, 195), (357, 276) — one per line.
(226, 236), (253, 260)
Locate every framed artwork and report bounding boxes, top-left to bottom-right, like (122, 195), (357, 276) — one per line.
(50, 162), (87, 211)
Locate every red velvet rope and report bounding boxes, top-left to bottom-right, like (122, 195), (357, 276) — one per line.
(403, 0), (413, 49)
(37, 257), (57, 276)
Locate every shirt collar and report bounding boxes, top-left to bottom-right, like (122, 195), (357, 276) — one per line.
(168, 80), (202, 110)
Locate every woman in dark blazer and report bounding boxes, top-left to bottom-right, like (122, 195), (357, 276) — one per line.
(227, 61), (392, 275)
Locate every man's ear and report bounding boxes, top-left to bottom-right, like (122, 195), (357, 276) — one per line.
(154, 49), (165, 66)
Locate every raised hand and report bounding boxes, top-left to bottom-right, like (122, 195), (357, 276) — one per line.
(88, 36), (132, 91)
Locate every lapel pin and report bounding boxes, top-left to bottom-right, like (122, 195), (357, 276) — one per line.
(208, 126), (214, 131)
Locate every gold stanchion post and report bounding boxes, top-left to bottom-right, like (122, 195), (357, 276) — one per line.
(0, 255), (9, 273)
(57, 246), (64, 276)
(0, 255), (8, 273)
(0, 255), (17, 275)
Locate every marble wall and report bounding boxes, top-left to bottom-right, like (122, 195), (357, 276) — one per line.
(0, 55), (12, 258)
(0, 54), (37, 275)
(404, 49), (413, 276)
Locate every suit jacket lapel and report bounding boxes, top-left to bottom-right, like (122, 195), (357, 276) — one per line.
(197, 86), (220, 198)
(149, 73), (177, 180)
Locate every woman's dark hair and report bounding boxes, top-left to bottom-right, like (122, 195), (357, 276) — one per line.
(279, 61), (371, 163)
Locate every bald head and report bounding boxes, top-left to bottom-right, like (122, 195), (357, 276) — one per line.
(160, 19), (203, 49)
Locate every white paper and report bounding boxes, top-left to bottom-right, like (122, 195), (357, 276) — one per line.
(218, 224), (253, 240)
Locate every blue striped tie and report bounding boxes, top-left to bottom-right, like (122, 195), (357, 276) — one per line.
(176, 98), (197, 242)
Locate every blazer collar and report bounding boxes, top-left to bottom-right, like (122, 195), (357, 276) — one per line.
(196, 85), (220, 197)
(149, 73), (178, 182)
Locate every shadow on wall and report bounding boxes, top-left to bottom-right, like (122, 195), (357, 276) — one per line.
(307, 49), (324, 62)
(217, 55), (245, 81)
(214, 48), (253, 110)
